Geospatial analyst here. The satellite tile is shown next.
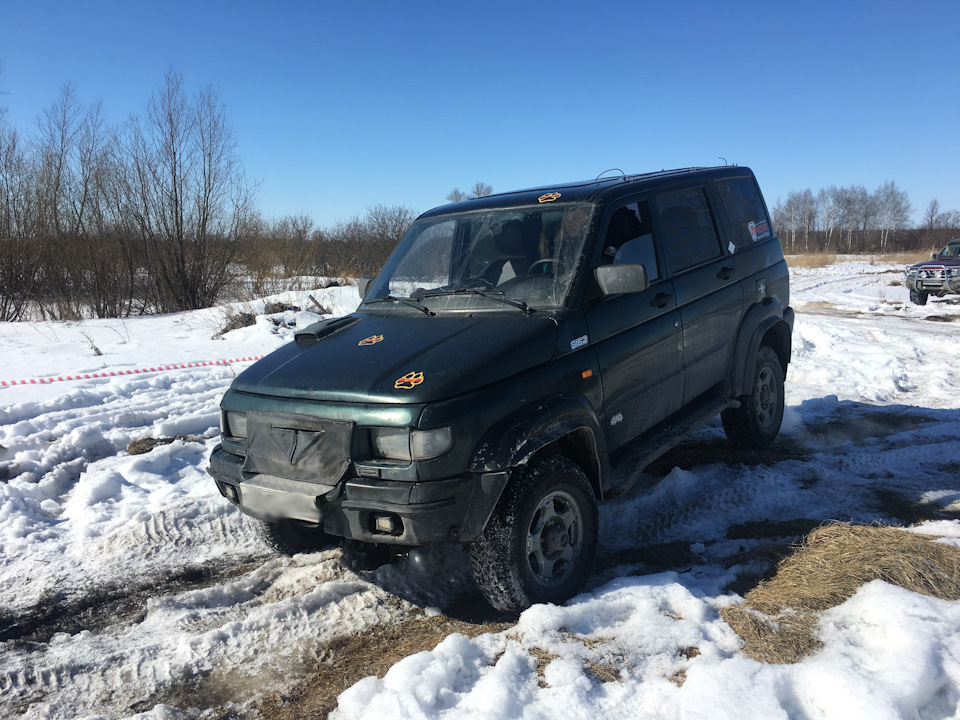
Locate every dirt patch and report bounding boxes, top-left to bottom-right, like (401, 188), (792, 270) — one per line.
(0, 560), (263, 643)
(721, 523), (960, 664)
(643, 436), (807, 477)
(126, 435), (203, 455)
(256, 612), (512, 720)
(796, 411), (929, 449)
(801, 300), (838, 310)
(217, 312), (256, 336)
(598, 540), (700, 573)
(924, 314), (958, 322)
(726, 518), (822, 541)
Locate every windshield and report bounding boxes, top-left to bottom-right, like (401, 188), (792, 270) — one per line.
(939, 242), (960, 258)
(363, 203), (594, 312)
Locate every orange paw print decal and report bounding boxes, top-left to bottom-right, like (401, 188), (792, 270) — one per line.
(538, 192), (561, 203)
(359, 335), (384, 346)
(394, 371), (424, 389)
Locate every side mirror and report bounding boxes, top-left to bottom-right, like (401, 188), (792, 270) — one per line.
(932, 253), (939, 260)
(594, 264), (649, 296)
(358, 275), (375, 300)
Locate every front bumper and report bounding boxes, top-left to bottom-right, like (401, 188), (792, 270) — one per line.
(208, 446), (508, 546)
(905, 270), (960, 294)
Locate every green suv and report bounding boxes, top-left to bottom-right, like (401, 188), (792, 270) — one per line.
(209, 166), (793, 612)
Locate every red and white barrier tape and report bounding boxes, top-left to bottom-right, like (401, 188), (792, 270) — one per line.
(0, 356), (265, 387)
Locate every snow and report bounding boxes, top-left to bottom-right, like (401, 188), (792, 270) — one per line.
(1, 261), (959, 719)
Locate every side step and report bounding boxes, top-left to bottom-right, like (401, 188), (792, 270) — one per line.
(607, 394), (738, 495)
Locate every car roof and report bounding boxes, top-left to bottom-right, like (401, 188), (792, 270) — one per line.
(419, 166), (756, 219)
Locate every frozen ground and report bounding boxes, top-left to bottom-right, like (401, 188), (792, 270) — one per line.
(1, 261), (959, 719)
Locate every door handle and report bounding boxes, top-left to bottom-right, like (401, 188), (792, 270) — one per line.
(717, 266), (735, 281)
(650, 292), (672, 309)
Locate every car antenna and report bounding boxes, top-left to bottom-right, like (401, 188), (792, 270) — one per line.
(595, 168), (626, 183)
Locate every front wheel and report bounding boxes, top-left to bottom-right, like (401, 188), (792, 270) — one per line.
(470, 456), (598, 614)
(909, 289), (929, 305)
(722, 345), (785, 449)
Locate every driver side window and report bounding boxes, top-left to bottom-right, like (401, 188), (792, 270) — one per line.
(599, 201), (660, 282)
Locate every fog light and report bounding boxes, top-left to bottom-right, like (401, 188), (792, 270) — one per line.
(373, 514), (403, 535)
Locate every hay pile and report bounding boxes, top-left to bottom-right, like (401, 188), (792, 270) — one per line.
(722, 523), (960, 664)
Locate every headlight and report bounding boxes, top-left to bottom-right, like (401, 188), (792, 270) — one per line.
(369, 427), (453, 461)
(221, 410), (247, 439)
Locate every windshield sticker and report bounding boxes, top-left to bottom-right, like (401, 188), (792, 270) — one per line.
(538, 192), (561, 203)
(570, 334), (588, 350)
(395, 371), (424, 389)
(748, 219), (771, 242)
(728, 241), (736, 255)
(359, 335), (384, 346)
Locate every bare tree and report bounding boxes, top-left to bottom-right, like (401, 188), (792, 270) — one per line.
(924, 199), (941, 230)
(874, 180), (911, 251)
(120, 71), (254, 311)
(470, 181), (493, 198)
(446, 182), (493, 204)
(0, 115), (39, 320)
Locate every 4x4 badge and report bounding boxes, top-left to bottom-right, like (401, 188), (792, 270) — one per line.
(359, 335), (384, 346)
(538, 192), (561, 203)
(395, 371), (424, 389)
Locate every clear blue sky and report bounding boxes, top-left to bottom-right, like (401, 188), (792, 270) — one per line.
(3, 0), (958, 227)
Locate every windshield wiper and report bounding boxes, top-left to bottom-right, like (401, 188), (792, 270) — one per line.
(364, 295), (435, 316)
(424, 288), (534, 314)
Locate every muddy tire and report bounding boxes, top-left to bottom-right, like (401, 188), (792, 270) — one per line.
(722, 345), (785, 450)
(909, 289), (928, 306)
(252, 518), (338, 556)
(470, 455), (598, 614)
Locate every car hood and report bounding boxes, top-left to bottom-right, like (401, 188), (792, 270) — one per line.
(230, 312), (558, 404)
(909, 257), (960, 268)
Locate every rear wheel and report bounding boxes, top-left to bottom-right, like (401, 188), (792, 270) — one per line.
(252, 517), (338, 556)
(909, 289), (929, 305)
(470, 455), (598, 614)
(722, 345), (785, 449)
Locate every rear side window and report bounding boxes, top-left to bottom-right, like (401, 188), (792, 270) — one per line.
(656, 188), (721, 273)
(716, 176), (772, 248)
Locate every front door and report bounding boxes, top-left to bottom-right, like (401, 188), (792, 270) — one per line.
(585, 199), (684, 451)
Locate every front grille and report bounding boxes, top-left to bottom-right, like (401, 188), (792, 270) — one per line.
(241, 412), (354, 484)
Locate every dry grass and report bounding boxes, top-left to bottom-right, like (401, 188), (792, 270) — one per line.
(517, 632), (623, 687)
(784, 253), (838, 268)
(874, 251), (931, 265)
(722, 523), (960, 664)
(257, 611), (511, 720)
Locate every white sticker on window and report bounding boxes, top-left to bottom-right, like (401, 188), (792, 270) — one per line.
(748, 219), (771, 242)
(728, 241), (736, 255)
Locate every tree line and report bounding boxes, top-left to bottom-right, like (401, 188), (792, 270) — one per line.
(0, 72), (427, 322)
(3, 71), (958, 321)
(772, 184), (959, 255)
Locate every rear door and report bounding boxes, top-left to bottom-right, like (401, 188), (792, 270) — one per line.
(654, 186), (743, 403)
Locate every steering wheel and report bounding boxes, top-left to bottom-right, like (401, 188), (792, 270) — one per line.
(528, 259), (559, 276)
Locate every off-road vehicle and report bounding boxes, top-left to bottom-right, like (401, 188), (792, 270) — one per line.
(905, 240), (960, 305)
(208, 166), (794, 612)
